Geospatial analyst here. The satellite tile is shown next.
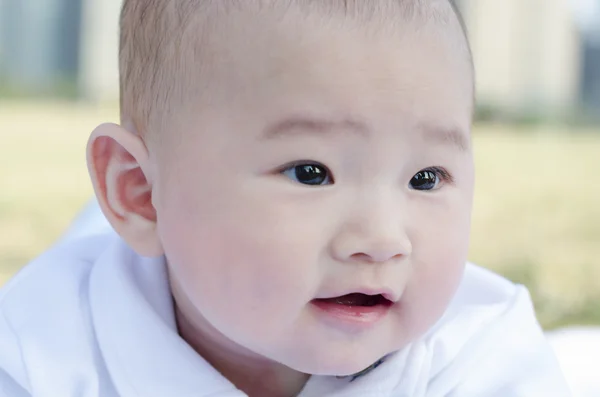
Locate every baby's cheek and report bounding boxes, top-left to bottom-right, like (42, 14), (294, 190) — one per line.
(189, 224), (313, 314)
(398, 267), (463, 342)
(400, 231), (467, 339)
(230, 236), (316, 306)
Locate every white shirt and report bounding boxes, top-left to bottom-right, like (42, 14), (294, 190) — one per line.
(0, 202), (571, 396)
(547, 327), (600, 397)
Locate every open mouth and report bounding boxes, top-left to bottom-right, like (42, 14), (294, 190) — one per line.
(311, 293), (394, 327)
(315, 293), (393, 307)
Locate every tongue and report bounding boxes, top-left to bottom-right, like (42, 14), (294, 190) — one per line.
(325, 293), (380, 306)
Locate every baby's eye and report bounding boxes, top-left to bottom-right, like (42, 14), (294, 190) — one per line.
(282, 162), (333, 186)
(409, 167), (450, 191)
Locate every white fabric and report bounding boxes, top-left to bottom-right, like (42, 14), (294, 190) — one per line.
(0, 202), (572, 396)
(547, 327), (600, 397)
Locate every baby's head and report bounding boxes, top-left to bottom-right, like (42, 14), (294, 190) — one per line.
(88, 0), (474, 380)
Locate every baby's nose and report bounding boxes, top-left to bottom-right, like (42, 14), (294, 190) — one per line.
(331, 220), (412, 264)
(330, 190), (414, 264)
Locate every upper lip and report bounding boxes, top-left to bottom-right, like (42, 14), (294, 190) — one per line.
(317, 287), (400, 303)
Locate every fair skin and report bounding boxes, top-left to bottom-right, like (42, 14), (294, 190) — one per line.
(88, 7), (474, 397)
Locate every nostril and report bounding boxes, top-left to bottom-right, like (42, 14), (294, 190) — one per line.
(349, 252), (373, 262)
(349, 251), (405, 264)
(331, 232), (412, 263)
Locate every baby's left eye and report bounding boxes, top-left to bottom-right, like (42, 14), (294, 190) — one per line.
(409, 168), (449, 191)
(281, 162), (333, 186)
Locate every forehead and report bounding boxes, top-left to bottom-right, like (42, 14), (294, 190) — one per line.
(178, 8), (473, 145)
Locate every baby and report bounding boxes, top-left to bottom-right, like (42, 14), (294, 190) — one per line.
(0, 1), (571, 396)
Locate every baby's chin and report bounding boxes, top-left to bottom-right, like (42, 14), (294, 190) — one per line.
(279, 344), (397, 377)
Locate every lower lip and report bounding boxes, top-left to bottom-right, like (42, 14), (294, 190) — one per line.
(310, 300), (392, 330)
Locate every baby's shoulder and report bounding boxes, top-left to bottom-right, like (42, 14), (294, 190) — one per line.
(426, 263), (533, 350)
(453, 262), (521, 307)
(417, 264), (570, 396)
(0, 233), (117, 395)
(0, 200), (116, 310)
(0, 232), (113, 311)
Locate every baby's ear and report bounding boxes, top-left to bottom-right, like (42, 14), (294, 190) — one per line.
(86, 123), (163, 257)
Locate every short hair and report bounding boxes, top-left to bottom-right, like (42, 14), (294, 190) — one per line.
(119, 0), (471, 139)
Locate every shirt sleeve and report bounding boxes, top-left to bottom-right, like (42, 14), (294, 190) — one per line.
(427, 286), (572, 397)
(0, 310), (31, 397)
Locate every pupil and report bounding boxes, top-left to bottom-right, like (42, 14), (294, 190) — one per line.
(411, 171), (437, 190)
(296, 164), (326, 185)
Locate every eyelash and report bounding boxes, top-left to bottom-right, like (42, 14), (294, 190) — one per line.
(422, 166), (454, 184)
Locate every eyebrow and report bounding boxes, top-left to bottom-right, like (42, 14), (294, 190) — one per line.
(417, 122), (470, 152)
(262, 116), (469, 152)
(261, 116), (368, 140)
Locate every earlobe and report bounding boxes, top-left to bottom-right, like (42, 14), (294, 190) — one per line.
(86, 123), (164, 257)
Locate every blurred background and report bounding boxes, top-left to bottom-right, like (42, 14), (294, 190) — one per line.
(0, 0), (599, 332)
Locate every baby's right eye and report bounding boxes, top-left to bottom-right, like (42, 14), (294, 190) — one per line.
(281, 162), (333, 186)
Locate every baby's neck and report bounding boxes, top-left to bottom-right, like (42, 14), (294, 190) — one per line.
(219, 361), (310, 397)
(175, 305), (310, 397)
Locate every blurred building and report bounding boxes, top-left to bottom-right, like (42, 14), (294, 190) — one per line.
(0, 0), (119, 101)
(0, 0), (599, 116)
(77, 0), (121, 102)
(462, 0), (600, 117)
(0, 0), (84, 95)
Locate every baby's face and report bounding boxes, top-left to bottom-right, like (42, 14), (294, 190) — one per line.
(152, 14), (474, 375)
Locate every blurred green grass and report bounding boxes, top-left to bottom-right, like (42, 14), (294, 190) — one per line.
(1, 101), (599, 329)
